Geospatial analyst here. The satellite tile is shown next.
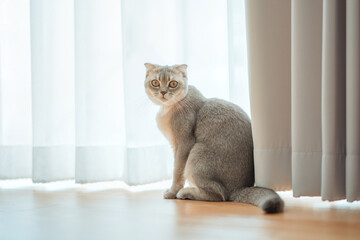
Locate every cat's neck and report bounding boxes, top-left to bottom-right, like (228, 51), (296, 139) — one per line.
(181, 85), (206, 107)
(159, 85), (206, 116)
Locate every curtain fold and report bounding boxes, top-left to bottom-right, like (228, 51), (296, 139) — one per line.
(0, 0), (32, 179)
(245, 0), (292, 191)
(321, 0), (347, 200)
(291, 0), (323, 197)
(30, 0), (76, 182)
(246, 0), (360, 201)
(74, 0), (125, 183)
(346, 0), (360, 202)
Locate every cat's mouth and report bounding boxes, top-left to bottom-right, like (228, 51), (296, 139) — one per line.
(160, 96), (167, 102)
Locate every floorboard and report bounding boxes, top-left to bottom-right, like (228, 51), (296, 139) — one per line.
(0, 181), (359, 240)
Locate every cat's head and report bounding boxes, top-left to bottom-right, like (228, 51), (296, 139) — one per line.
(144, 63), (188, 107)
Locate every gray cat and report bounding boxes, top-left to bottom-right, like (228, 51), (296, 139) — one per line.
(144, 63), (284, 213)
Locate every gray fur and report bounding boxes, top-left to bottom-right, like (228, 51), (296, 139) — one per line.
(144, 63), (284, 214)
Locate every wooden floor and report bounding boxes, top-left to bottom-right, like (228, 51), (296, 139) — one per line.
(0, 180), (359, 240)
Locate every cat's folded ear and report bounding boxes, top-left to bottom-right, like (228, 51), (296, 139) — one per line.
(144, 63), (158, 77)
(144, 63), (157, 71)
(174, 64), (187, 71)
(173, 64), (188, 77)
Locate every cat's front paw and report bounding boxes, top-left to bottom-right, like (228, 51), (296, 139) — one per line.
(163, 189), (178, 199)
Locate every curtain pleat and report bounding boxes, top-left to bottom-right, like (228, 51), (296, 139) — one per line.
(321, 0), (347, 200)
(291, 0), (323, 197)
(30, 0), (75, 182)
(74, 0), (125, 183)
(245, 0), (292, 190)
(247, 0), (360, 201)
(0, 0), (32, 179)
(346, 0), (360, 202)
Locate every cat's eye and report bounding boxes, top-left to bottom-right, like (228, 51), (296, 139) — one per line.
(151, 80), (160, 87)
(169, 81), (178, 88)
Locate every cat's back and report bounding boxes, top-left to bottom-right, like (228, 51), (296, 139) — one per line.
(195, 98), (252, 145)
(197, 98), (251, 127)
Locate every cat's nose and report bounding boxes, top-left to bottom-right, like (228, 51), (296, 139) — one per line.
(161, 91), (167, 96)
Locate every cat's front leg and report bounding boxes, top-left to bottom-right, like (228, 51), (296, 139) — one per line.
(163, 186), (182, 199)
(163, 141), (194, 199)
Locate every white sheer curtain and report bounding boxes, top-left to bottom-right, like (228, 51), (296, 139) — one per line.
(0, 0), (249, 185)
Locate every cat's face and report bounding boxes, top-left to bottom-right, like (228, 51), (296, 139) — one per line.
(144, 63), (188, 107)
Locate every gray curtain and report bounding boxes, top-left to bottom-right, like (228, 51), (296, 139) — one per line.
(246, 0), (360, 201)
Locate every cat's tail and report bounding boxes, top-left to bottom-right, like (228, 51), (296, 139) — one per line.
(229, 187), (284, 214)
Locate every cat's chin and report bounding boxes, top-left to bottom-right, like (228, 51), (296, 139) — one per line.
(158, 99), (179, 107)
(149, 94), (182, 107)
(159, 101), (175, 107)
(150, 97), (172, 107)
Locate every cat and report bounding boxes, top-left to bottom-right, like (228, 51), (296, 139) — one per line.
(144, 63), (284, 213)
